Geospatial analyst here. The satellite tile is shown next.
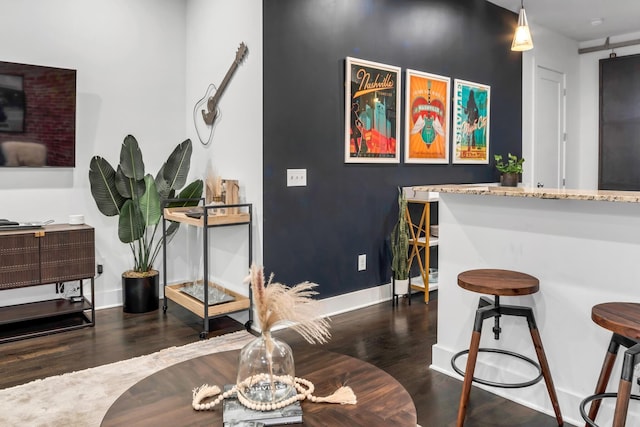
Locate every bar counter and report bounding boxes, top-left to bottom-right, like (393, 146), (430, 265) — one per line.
(412, 183), (640, 203)
(414, 184), (640, 426)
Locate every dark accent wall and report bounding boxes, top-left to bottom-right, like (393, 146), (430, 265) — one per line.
(263, 0), (522, 297)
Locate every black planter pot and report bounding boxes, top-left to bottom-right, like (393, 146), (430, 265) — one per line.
(122, 272), (159, 313)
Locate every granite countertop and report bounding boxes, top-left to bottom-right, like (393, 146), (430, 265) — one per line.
(409, 184), (640, 203)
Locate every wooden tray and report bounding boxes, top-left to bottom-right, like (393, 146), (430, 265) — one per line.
(165, 281), (250, 319)
(163, 207), (250, 227)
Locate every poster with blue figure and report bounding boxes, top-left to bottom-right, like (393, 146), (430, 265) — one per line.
(453, 79), (490, 164)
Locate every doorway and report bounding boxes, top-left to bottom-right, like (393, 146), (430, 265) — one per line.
(533, 66), (566, 188)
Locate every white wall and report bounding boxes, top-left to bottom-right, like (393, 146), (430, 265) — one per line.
(577, 32), (640, 189)
(184, 0), (263, 303)
(523, 28), (640, 191)
(521, 23), (580, 188)
(0, 0), (264, 311)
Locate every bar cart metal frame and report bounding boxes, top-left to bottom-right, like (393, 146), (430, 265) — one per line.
(161, 198), (253, 338)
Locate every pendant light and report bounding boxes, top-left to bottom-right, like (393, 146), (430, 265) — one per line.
(511, 0), (533, 51)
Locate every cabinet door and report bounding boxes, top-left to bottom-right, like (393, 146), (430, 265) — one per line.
(40, 228), (95, 283)
(0, 233), (40, 289)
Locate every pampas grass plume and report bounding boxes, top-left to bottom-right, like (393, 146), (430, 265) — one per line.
(245, 264), (330, 344)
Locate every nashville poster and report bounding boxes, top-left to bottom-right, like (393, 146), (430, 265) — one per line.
(453, 79), (490, 164)
(345, 57), (401, 163)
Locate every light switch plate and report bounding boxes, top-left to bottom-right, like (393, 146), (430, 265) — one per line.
(358, 254), (366, 271)
(287, 169), (307, 187)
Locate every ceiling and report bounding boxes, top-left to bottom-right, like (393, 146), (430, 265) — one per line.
(486, 0), (640, 42)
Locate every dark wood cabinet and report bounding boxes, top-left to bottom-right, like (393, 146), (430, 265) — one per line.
(0, 224), (95, 343)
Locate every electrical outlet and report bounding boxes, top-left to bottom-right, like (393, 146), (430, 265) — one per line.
(64, 283), (80, 298)
(358, 254), (366, 271)
(287, 169), (307, 187)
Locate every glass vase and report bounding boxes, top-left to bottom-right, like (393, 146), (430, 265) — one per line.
(236, 332), (295, 405)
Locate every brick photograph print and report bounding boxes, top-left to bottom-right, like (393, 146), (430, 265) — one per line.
(0, 61), (76, 167)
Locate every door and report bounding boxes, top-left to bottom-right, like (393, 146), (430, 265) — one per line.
(534, 66), (566, 188)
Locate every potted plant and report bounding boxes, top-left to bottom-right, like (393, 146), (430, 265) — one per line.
(89, 135), (203, 313)
(494, 153), (524, 187)
(390, 188), (410, 295)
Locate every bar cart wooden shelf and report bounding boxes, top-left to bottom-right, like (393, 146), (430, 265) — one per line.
(0, 224), (95, 343)
(162, 202), (253, 339)
(405, 190), (438, 304)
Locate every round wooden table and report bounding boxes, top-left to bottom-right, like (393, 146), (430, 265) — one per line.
(101, 347), (417, 426)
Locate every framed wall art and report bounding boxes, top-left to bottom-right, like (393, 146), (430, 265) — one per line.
(404, 69), (450, 164)
(453, 79), (490, 164)
(0, 61), (76, 167)
(345, 57), (401, 163)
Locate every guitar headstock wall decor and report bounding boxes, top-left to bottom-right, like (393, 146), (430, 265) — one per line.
(193, 42), (248, 146)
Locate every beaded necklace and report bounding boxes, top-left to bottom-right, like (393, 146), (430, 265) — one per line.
(192, 373), (356, 411)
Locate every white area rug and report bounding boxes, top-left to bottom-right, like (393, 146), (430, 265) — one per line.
(0, 330), (254, 427)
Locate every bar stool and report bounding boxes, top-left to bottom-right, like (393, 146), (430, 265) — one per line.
(580, 302), (640, 427)
(451, 269), (563, 426)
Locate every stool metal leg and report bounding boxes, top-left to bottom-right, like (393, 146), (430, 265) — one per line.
(586, 335), (621, 426)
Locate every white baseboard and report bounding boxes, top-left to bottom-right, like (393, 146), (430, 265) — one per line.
(241, 281), (398, 333)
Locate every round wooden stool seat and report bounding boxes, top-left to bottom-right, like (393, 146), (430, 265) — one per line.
(457, 269), (539, 296)
(592, 302), (640, 341)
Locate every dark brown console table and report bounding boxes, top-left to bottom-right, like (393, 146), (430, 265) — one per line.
(102, 347), (417, 426)
(0, 224), (95, 343)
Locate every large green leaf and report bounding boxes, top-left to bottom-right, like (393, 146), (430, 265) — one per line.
(179, 180), (204, 201)
(119, 135), (145, 180)
(166, 221), (180, 237)
(154, 164), (171, 199)
(89, 156), (125, 217)
(139, 174), (161, 227)
(161, 139), (192, 191)
(166, 180), (204, 208)
(115, 165), (145, 199)
(118, 199), (145, 244)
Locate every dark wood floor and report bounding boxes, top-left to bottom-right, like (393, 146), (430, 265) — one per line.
(0, 291), (561, 426)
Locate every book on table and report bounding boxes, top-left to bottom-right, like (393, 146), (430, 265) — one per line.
(222, 385), (303, 426)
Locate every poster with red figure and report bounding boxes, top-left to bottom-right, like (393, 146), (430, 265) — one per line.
(345, 57), (401, 163)
(405, 70), (451, 164)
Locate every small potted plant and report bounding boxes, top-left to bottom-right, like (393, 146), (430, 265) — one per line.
(89, 135), (203, 313)
(390, 188), (410, 295)
(494, 153), (524, 187)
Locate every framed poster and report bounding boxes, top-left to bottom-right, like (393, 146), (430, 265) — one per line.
(0, 61), (77, 167)
(453, 79), (490, 164)
(404, 70), (450, 164)
(345, 57), (401, 163)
